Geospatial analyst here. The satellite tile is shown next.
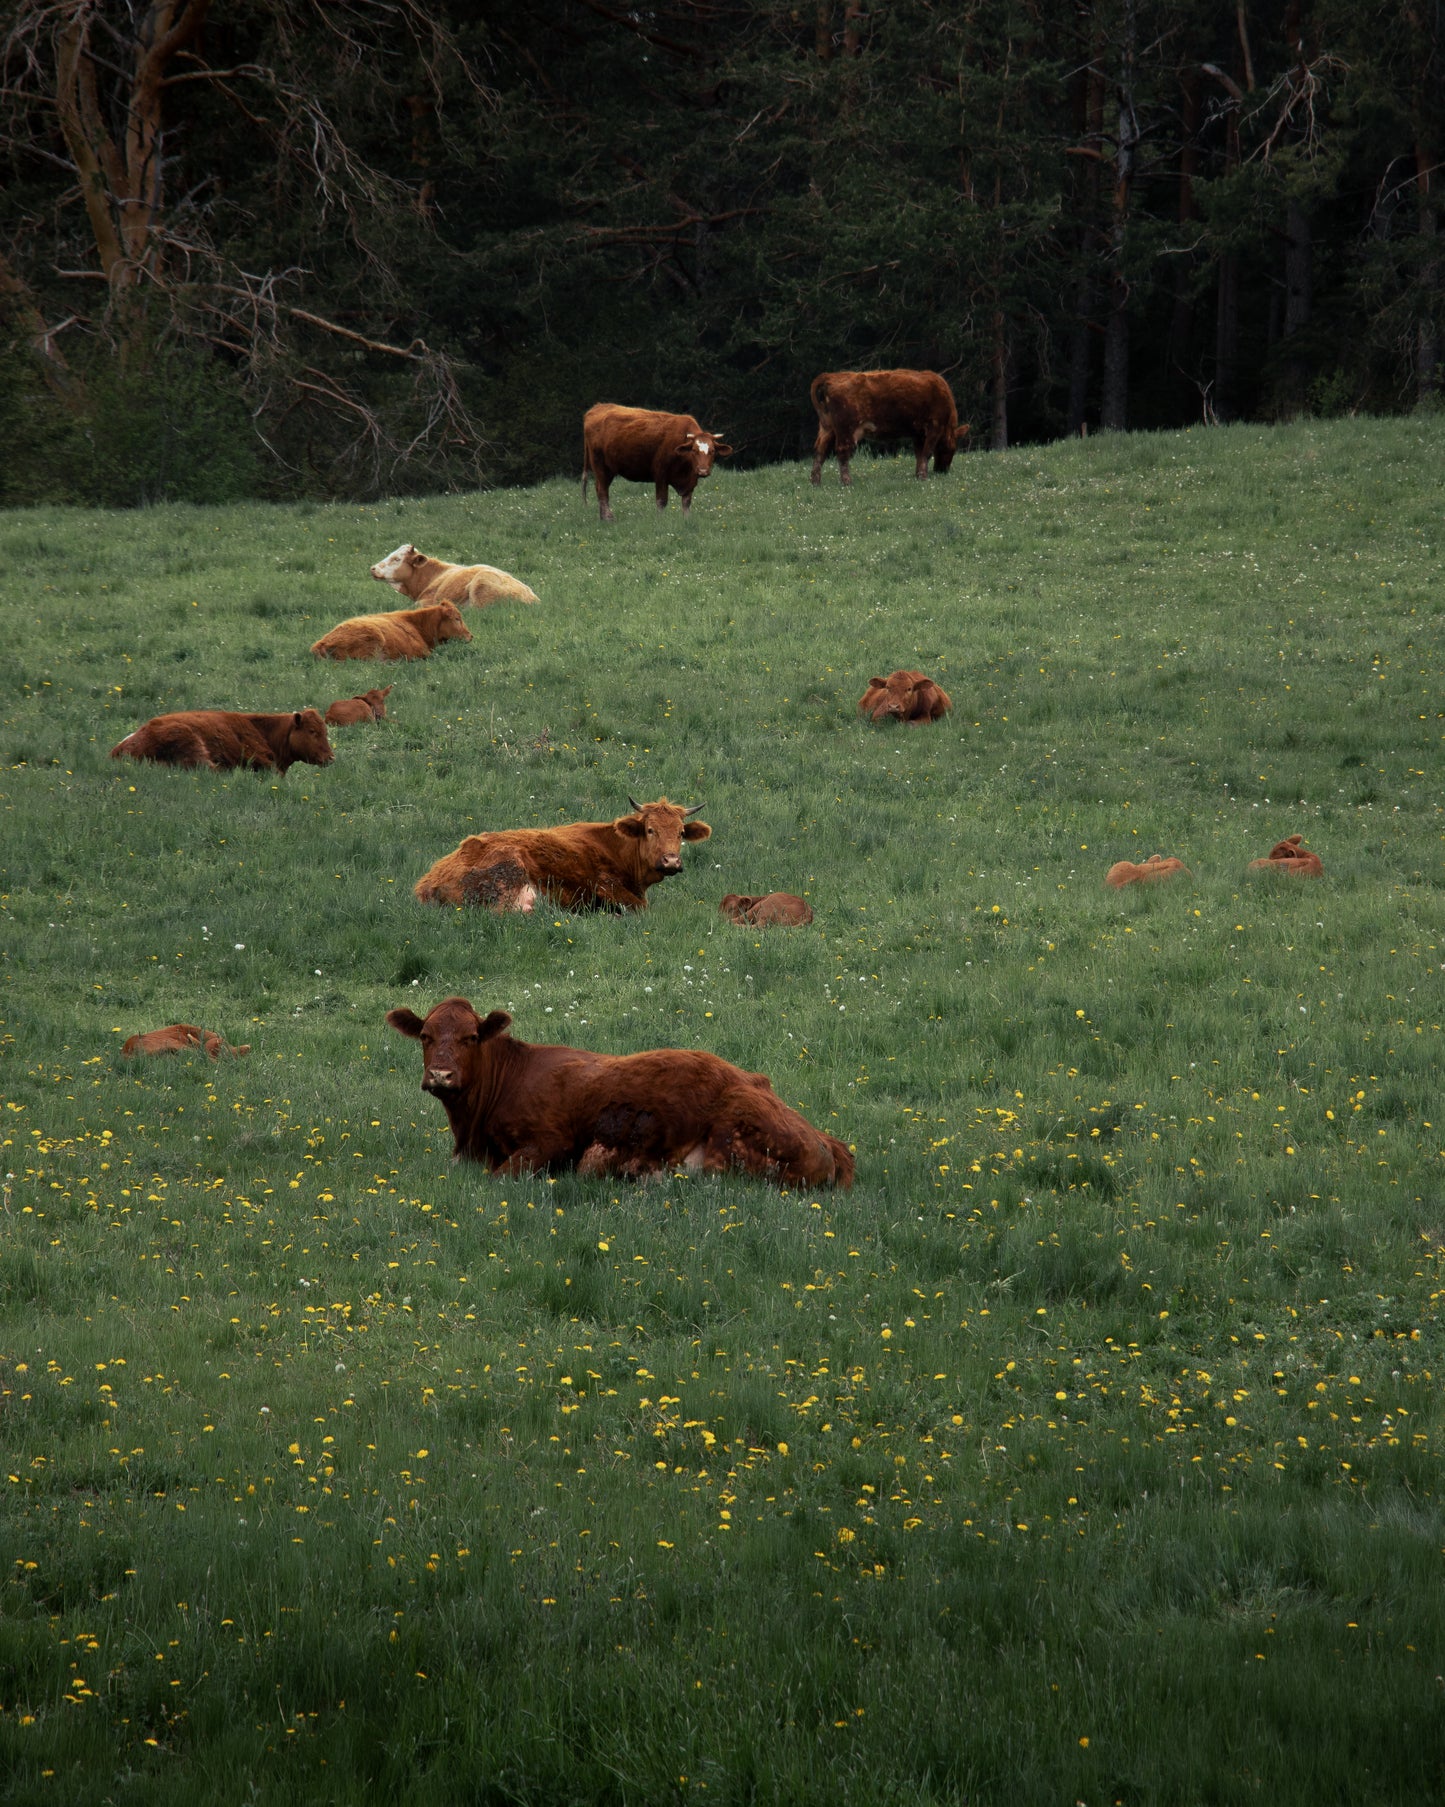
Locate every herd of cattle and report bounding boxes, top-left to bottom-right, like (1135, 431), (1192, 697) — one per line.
(108, 370), (1322, 1185)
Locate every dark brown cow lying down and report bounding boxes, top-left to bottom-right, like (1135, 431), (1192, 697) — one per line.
(415, 797), (712, 913)
(387, 996), (853, 1187)
(581, 404), (733, 522)
(110, 709), (334, 772)
(1104, 855), (1191, 888)
(858, 670), (952, 724)
(325, 686), (392, 726)
(369, 543), (538, 607)
(310, 602), (471, 662)
(810, 369), (962, 486)
(720, 892), (814, 927)
(1249, 834), (1324, 877)
(122, 1024), (250, 1059)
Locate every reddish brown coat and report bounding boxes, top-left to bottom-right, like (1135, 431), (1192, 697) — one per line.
(386, 995), (853, 1187)
(325, 686), (392, 725)
(310, 602), (472, 661)
(121, 1024), (250, 1059)
(581, 404), (733, 522)
(810, 370), (964, 486)
(369, 543), (537, 607)
(110, 708), (334, 772)
(719, 892), (814, 927)
(1248, 834), (1324, 878)
(415, 797), (712, 913)
(1104, 854), (1192, 888)
(858, 670), (953, 724)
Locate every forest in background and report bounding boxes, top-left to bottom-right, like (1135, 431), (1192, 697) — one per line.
(0, 0), (1439, 505)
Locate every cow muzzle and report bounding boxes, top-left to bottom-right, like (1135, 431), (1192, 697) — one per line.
(657, 855), (683, 875)
(422, 1065), (458, 1093)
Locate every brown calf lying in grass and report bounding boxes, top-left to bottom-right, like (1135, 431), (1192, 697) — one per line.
(858, 670), (952, 724)
(1249, 834), (1324, 877)
(1105, 855), (1191, 888)
(122, 1025), (250, 1059)
(719, 892), (814, 926)
(325, 686), (392, 725)
(310, 603), (471, 661)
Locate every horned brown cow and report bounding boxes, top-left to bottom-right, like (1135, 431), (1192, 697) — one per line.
(386, 995), (854, 1187)
(110, 708), (334, 772)
(1248, 834), (1324, 878)
(415, 796), (711, 913)
(325, 686), (392, 726)
(122, 1024), (250, 1059)
(310, 602), (470, 662)
(369, 543), (538, 607)
(810, 369), (963, 486)
(858, 670), (953, 724)
(1104, 855), (1191, 888)
(719, 893), (814, 927)
(581, 404), (733, 522)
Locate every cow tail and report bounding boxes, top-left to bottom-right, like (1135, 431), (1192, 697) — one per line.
(580, 439), (590, 500)
(810, 373), (831, 414)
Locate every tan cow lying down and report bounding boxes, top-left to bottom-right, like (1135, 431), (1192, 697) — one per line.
(810, 369), (963, 486)
(325, 686), (392, 725)
(1249, 834), (1324, 878)
(1104, 855), (1191, 888)
(122, 1024), (250, 1060)
(719, 892), (814, 927)
(110, 709), (334, 772)
(310, 602), (471, 662)
(370, 544), (538, 607)
(858, 670), (953, 724)
(582, 404), (733, 521)
(387, 995), (853, 1187)
(416, 796), (712, 913)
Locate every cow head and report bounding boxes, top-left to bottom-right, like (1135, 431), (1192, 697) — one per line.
(364, 686), (393, 719)
(933, 427), (959, 474)
(718, 893), (755, 922)
(288, 708), (335, 765)
(434, 601), (473, 644)
(386, 996), (513, 1095)
(673, 430), (733, 483)
(371, 544), (429, 591)
(615, 796), (711, 880)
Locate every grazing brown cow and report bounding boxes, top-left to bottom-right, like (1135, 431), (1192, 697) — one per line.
(1249, 834), (1324, 878)
(415, 796), (712, 913)
(858, 670), (953, 725)
(325, 686), (392, 726)
(310, 602), (471, 662)
(369, 544), (538, 607)
(581, 404), (733, 522)
(810, 369), (963, 486)
(121, 1024), (250, 1060)
(110, 709), (334, 772)
(719, 893), (814, 927)
(386, 995), (854, 1187)
(1104, 855), (1191, 888)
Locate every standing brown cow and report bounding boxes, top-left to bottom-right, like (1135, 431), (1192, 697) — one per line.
(581, 405), (733, 522)
(110, 709), (334, 772)
(386, 995), (854, 1187)
(310, 602), (471, 662)
(415, 796), (711, 913)
(325, 686), (392, 726)
(810, 370), (962, 486)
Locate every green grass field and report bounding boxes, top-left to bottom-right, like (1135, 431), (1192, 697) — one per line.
(2, 417), (1443, 1804)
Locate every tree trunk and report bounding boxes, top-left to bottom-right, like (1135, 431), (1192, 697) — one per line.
(1279, 195), (1312, 413)
(1100, 0), (1137, 432)
(1167, 73), (1201, 408)
(991, 306), (1009, 450)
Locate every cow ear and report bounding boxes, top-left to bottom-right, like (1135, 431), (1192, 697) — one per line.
(682, 820), (712, 842)
(614, 813), (647, 837)
(293, 711), (304, 727)
(477, 1010), (512, 1041)
(386, 1008), (425, 1039)
(713, 441), (734, 457)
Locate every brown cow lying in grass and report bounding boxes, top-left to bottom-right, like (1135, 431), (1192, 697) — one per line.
(719, 892), (814, 927)
(325, 686), (392, 726)
(310, 602), (471, 661)
(110, 709), (334, 772)
(122, 1024), (250, 1060)
(387, 995), (853, 1187)
(858, 670), (953, 724)
(582, 404), (733, 521)
(370, 544), (538, 607)
(1249, 834), (1324, 877)
(1104, 854), (1191, 888)
(415, 796), (712, 913)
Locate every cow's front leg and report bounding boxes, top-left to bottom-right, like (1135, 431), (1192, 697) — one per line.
(679, 488), (693, 514)
(494, 1146), (549, 1177)
(914, 436), (931, 479)
(655, 481), (670, 511)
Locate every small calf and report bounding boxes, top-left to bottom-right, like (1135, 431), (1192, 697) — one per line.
(1249, 834), (1324, 878)
(1105, 855), (1191, 888)
(370, 544), (538, 607)
(719, 892), (814, 927)
(310, 602), (471, 662)
(325, 686), (392, 726)
(858, 670), (952, 724)
(122, 1024), (250, 1060)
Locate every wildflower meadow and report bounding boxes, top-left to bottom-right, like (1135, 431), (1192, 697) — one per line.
(2, 417), (1442, 1804)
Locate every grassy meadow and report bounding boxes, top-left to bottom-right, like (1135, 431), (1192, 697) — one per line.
(2, 416), (1443, 1804)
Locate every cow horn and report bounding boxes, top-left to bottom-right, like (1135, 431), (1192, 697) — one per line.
(682, 801), (706, 819)
(627, 793), (643, 813)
